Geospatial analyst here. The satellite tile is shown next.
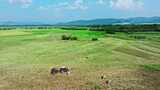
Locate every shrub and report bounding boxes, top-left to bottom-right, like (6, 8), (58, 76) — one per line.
(70, 36), (78, 40)
(61, 35), (71, 40)
(106, 30), (115, 34)
(142, 64), (160, 71)
(92, 37), (98, 41)
(61, 35), (78, 40)
(134, 36), (146, 40)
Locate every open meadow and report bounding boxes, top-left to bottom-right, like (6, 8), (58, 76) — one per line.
(0, 28), (160, 90)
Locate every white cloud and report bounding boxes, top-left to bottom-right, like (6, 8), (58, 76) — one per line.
(38, 6), (48, 10)
(9, 0), (32, 8)
(110, 0), (143, 10)
(38, 0), (88, 11)
(37, 0), (88, 19)
(98, 0), (105, 4)
(67, 0), (88, 10)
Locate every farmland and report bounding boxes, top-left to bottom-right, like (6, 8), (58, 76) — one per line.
(0, 27), (160, 90)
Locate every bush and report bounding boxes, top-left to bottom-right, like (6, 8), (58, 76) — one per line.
(92, 38), (98, 41)
(142, 64), (160, 71)
(61, 35), (71, 40)
(134, 36), (146, 40)
(70, 36), (78, 40)
(61, 35), (78, 40)
(106, 30), (115, 34)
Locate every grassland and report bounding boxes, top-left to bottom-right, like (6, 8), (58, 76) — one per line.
(0, 28), (160, 90)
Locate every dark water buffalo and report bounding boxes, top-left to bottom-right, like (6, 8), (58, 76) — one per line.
(50, 67), (59, 75)
(50, 66), (70, 75)
(59, 66), (70, 75)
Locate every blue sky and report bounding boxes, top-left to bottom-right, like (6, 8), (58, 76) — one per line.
(0, 0), (160, 23)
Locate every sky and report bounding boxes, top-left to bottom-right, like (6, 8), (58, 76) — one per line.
(0, 0), (160, 23)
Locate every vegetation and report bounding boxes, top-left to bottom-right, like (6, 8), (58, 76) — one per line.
(0, 26), (160, 90)
(70, 36), (78, 40)
(61, 35), (78, 40)
(89, 24), (160, 33)
(142, 64), (160, 71)
(92, 37), (98, 41)
(61, 34), (71, 40)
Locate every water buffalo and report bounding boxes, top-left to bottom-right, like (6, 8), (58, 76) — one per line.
(50, 67), (59, 75)
(59, 66), (70, 75)
(50, 66), (70, 75)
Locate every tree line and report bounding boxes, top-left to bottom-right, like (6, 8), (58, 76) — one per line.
(89, 24), (160, 33)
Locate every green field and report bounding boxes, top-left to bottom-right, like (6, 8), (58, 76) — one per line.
(0, 28), (160, 90)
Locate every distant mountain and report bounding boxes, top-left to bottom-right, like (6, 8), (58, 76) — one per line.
(0, 21), (45, 25)
(58, 16), (160, 25)
(0, 17), (160, 25)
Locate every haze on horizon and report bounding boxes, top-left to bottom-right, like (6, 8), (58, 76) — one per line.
(0, 0), (160, 23)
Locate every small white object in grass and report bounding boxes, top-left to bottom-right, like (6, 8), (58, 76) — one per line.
(67, 71), (71, 75)
(61, 66), (66, 68)
(106, 80), (112, 90)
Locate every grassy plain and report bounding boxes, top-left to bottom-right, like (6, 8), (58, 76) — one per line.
(0, 28), (160, 90)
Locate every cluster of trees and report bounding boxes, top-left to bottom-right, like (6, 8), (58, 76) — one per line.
(0, 25), (56, 30)
(1, 24), (160, 32)
(26, 26), (55, 29)
(61, 35), (78, 40)
(0, 25), (87, 30)
(0, 27), (16, 30)
(59, 26), (88, 30)
(89, 24), (160, 33)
